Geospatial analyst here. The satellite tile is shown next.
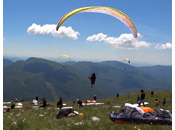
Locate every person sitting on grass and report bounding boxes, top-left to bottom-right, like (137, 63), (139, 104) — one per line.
(155, 99), (159, 106)
(77, 99), (83, 108)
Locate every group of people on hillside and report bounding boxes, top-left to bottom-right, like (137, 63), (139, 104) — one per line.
(33, 95), (63, 109)
(137, 89), (166, 107)
(56, 95), (97, 109)
(10, 88), (167, 112)
(34, 94), (98, 109)
(33, 96), (63, 109)
(32, 93), (97, 109)
(37, 89), (167, 109)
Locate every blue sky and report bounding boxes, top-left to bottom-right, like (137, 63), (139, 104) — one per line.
(3, 0), (172, 65)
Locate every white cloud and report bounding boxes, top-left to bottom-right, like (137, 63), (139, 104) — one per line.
(3, 37), (5, 40)
(154, 43), (172, 50)
(27, 23), (80, 40)
(86, 33), (151, 49)
(86, 33), (107, 42)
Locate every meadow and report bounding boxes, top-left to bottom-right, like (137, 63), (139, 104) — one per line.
(3, 90), (172, 130)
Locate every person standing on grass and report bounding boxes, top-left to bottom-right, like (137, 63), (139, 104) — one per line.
(162, 98), (166, 106)
(11, 99), (15, 109)
(116, 93), (119, 98)
(139, 89), (145, 106)
(35, 95), (39, 101)
(43, 97), (47, 108)
(151, 91), (154, 97)
(93, 95), (97, 101)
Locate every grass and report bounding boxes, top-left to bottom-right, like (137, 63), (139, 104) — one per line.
(3, 90), (172, 130)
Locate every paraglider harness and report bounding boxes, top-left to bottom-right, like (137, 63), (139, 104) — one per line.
(56, 109), (74, 119)
(89, 73), (96, 88)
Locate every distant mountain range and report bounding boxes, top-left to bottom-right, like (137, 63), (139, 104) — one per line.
(3, 58), (14, 68)
(3, 57), (172, 101)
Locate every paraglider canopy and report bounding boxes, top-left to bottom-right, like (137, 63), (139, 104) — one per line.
(58, 55), (71, 60)
(123, 58), (130, 63)
(56, 6), (137, 38)
(58, 55), (71, 68)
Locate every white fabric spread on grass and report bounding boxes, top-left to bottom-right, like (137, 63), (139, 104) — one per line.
(82, 103), (104, 106)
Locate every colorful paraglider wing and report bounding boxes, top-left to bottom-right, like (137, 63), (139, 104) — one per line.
(58, 55), (71, 60)
(56, 6), (137, 38)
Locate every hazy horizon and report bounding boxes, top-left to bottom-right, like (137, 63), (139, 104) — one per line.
(3, 55), (172, 67)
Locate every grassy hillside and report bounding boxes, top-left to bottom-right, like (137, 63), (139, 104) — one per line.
(3, 90), (172, 130)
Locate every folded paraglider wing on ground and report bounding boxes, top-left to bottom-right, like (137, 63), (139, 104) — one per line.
(109, 106), (172, 125)
(56, 109), (74, 119)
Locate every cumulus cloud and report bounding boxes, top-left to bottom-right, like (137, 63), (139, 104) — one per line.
(154, 43), (172, 50)
(27, 23), (80, 40)
(86, 33), (151, 49)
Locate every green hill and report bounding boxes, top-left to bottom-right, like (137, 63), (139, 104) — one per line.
(3, 57), (172, 101)
(70, 61), (171, 92)
(3, 90), (172, 130)
(3, 58), (116, 101)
